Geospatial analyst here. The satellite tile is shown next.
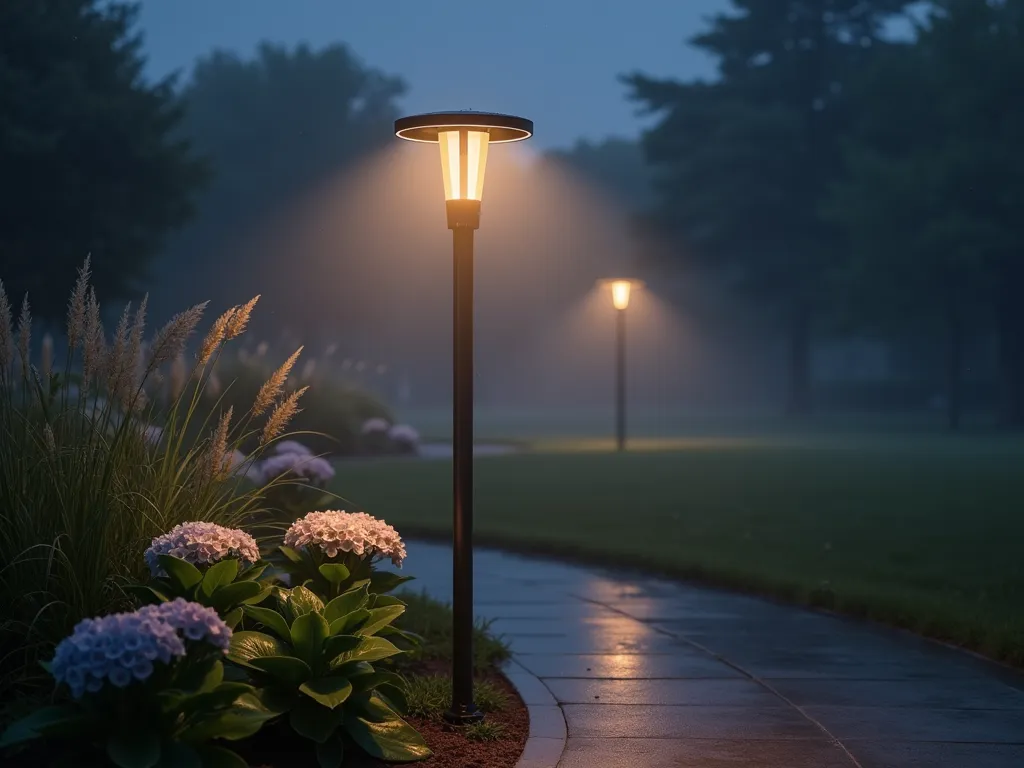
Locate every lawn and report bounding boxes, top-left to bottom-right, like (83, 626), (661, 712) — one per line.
(329, 434), (1024, 667)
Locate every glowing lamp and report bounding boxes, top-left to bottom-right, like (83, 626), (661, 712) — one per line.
(601, 278), (644, 311)
(395, 111), (533, 228)
(597, 278), (644, 451)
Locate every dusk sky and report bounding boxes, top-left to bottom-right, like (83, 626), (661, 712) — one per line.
(138, 0), (729, 150)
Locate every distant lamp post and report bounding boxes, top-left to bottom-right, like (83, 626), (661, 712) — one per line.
(395, 111), (533, 724)
(600, 278), (643, 451)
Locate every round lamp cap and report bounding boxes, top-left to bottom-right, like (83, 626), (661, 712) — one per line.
(395, 111), (533, 143)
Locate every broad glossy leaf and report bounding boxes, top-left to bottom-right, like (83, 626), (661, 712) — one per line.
(324, 584), (369, 624)
(343, 694), (431, 763)
(180, 703), (276, 742)
(249, 656), (312, 685)
(195, 745), (248, 768)
(278, 545), (305, 564)
(243, 605), (292, 641)
(291, 612), (330, 667)
(288, 696), (344, 744)
(0, 705), (81, 747)
(378, 683), (409, 716)
(318, 563), (350, 586)
(323, 634), (361, 663)
(368, 572), (414, 595)
(356, 605), (405, 637)
(200, 560), (239, 598)
(332, 661), (374, 679)
(222, 607), (243, 630)
(107, 728), (160, 768)
(198, 660), (224, 693)
(328, 607), (370, 636)
(350, 670), (404, 694)
(331, 636), (402, 667)
(158, 555), (203, 590)
(371, 594), (405, 608)
(377, 626), (423, 646)
(287, 586), (325, 621)
(227, 631), (285, 664)
(299, 676), (353, 710)
(315, 734), (344, 768)
(178, 682), (254, 717)
(208, 580), (262, 611)
(237, 562), (268, 581)
(240, 585), (273, 605)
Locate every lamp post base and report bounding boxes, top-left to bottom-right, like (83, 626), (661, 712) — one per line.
(443, 704), (484, 726)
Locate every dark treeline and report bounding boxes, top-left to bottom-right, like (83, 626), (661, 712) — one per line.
(624, 0), (1024, 429)
(2, 0), (1023, 426)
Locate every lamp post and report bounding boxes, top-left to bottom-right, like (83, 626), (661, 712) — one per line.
(599, 279), (643, 451)
(395, 111), (533, 724)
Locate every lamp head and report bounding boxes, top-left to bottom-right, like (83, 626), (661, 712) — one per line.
(599, 278), (644, 311)
(395, 111), (533, 229)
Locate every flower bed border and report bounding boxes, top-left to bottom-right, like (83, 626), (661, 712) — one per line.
(502, 660), (566, 768)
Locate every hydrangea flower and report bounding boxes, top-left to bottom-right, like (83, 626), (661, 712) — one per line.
(360, 417), (391, 435)
(273, 440), (314, 457)
(140, 599), (232, 652)
(145, 521), (260, 577)
(50, 600), (231, 699)
(260, 452), (335, 486)
(388, 424), (420, 447)
(284, 510), (406, 567)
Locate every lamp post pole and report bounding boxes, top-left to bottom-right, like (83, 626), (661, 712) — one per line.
(395, 111), (533, 725)
(450, 203), (478, 723)
(616, 306), (626, 452)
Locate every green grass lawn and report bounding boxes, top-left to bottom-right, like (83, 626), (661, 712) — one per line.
(329, 434), (1024, 667)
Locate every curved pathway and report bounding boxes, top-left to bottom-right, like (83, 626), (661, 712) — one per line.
(399, 540), (1024, 768)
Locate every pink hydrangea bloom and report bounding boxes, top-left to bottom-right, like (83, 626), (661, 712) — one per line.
(145, 522), (260, 577)
(284, 510), (406, 567)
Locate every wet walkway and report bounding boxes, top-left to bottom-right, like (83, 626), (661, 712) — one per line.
(399, 540), (1024, 768)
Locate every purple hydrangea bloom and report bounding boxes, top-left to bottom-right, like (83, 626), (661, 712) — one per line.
(50, 600), (232, 699)
(259, 452), (335, 486)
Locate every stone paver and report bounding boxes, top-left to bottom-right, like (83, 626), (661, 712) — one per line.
(395, 541), (1024, 767)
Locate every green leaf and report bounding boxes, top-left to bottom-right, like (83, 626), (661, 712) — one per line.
(107, 728), (161, 768)
(0, 705), (80, 747)
(196, 745), (249, 768)
(328, 607), (370, 636)
(299, 676), (353, 710)
(237, 563), (268, 581)
(369, 572), (414, 595)
(159, 555), (203, 590)
(125, 583), (173, 605)
(318, 563), (350, 587)
(178, 682), (254, 717)
(324, 584), (369, 624)
(371, 594), (406, 608)
(181, 704), (276, 742)
(356, 605), (405, 637)
(278, 545), (305, 564)
(249, 656), (312, 685)
(315, 734), (344, 768)
(243, 605), (292, 641)
(291, 611), (331, 668)
(155, 742), (201, 768)
(287, 586), (325, 621)
(288, 696), (345, 744)
(201, 560), (239, 598)
(330, 636), (403, 667)
(198, 660), (224, 693)
(208, 580), (262, 611)
(240, 585), (273, 605)
(378, 683), (409, 716)
(350, 670), (405, 694)
(322, 634), (361, 663)
(344, 695), (431, 762)
(332, 661), (375, 679)
(377, 626), (423, 646)
(222, 607), (243, 630)
(227, 631), (285, 664)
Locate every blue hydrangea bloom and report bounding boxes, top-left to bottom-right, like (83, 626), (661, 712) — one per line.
(50, 599), (232, 698)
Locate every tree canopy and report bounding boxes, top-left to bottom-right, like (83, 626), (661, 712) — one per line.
(0, 0), (206, 320)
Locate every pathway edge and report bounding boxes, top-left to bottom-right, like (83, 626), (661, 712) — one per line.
(502, 659), (567, 768)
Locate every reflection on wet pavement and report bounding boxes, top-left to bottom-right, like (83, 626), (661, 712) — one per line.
(393, 540), (1024, 768)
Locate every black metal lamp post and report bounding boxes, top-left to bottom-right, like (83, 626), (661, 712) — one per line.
(395, 111), (533, 724)
(599, 279), (643, 452)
